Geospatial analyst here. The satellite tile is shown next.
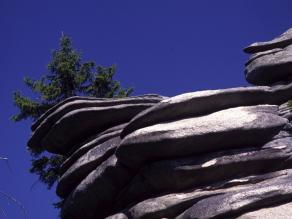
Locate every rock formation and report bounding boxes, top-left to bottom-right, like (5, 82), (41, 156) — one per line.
(29, 28), (292, 218)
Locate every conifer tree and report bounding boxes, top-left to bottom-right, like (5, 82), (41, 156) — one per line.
(12, 34), (133, 189)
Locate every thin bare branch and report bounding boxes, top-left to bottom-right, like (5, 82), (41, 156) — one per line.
(0, 157), (12, 173)
(30, 179), (40, 191)
(0, 191), (29, 219)
(0, 206), (8, 219)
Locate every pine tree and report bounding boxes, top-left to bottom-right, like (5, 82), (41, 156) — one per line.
(12, 34), (133, 190)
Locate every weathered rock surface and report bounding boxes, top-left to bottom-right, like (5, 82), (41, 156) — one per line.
(27, 28), (292, 219)
(245, 45), (292, 85)
(57, 136), (121, 198)
(244, 28), (292, 53)
(61, 155), (133, 219)
(121, 84), (292, 138)
(244, 28), (292, 85)
(114, 137), (292, 211)
(237, 202), (292, 219)
(31, 95), (164, 132)
(177, 170), (292, 219)
(124, 170), (290, 219)
(60, 125), (124, 175)
(28, 95), (164, 154)
(245, 48), (283, 66)
(117, 105), (287, 168)
(44, 103), (156, 154)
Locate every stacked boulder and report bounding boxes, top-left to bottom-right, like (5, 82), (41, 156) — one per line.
(244, 28), (292, 85)
(29, 28), (292, 219)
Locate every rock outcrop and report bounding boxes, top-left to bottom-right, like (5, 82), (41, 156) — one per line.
(244, 28), (292, 85)
(28, 28), (292, 218)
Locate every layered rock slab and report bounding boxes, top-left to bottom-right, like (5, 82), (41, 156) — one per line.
(244, 28), (292, 54)
(43, 103), (155, 154)
(117, 105), (287, 168)
(26, 28), (292, 219)
(57, 136), (121, 198)
(31, 94), (164, 131)
(60, 124), (125, 175)
(28, 94), (164, 154)
(109, 170), (291, 219)
(237, 202), (292, 219)
(177, 170), (292, 219)
(121, 84), (292, 138)
(114, 137), (292, 211)
(245, 45), (292, 85)
(61, 155), (133, 219)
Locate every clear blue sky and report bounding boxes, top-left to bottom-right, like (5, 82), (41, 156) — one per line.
(1, 1), (292, 218)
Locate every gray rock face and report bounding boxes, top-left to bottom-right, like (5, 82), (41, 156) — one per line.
(28, 94), (164, 154)
(245, 45), (292, 85)
(43, 103), (155, 154)
(177, 170), (292, 219)
(114, 137), (292, 211)
(105, 213), (128, 219)
(237, 202), (292, 219)
(123, 170), (290, 219)
(31, 94), (164, 132)
(244, 28), (292, 85)
(244, 28), (292, 54)
(57, 136), (121, 198)
(121, 84), (292, 138)
(60, 126), (124, 175)
(61, 155), (132, 219)
(117, 105), (287, 168)
(27, 28), (292, 219)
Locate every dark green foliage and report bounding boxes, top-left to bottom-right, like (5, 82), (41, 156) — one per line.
(87, 65), (133, 98)
(12, 34), (133, 191)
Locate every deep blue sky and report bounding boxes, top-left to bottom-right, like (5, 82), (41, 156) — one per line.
(1, 1), (292, 218)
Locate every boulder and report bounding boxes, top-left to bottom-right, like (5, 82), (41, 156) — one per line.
(244, 28), (292, 54)
(57, 136), (121, 198)
(245, 45), (292, 85)
(117, 105), (287, 169)
(121, 84), (292, 138)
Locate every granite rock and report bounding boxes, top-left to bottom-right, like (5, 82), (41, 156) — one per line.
(244, 28), (292, 54)
(26, 28), (292, 219)
(117, 105), (287, 168)
(121, 84), (292, 138)
(245, 45), (292, 85)
(57, 136), (121, 198)
(61, 155), (133, 219)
